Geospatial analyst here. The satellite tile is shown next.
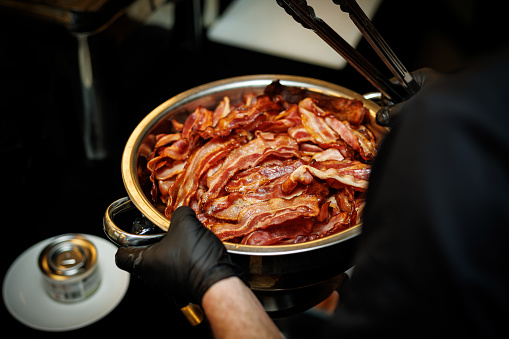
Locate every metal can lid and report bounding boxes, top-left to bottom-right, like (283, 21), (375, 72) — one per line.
(48, 242), (88, 276)
(39, 234), (97, 280)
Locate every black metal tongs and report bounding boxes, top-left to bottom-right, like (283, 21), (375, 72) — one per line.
(276, 0), (420, 104)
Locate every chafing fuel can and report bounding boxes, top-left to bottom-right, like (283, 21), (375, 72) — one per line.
(38, 234), (101, 303)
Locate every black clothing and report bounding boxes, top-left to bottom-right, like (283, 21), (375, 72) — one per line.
(326, 49), (509, 338)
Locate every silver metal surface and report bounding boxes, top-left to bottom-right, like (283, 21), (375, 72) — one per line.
(38, 234), (101, 303)
(104, 197), (164, 247)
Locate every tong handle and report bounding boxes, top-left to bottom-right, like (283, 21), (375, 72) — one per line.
(333, 0), (420, 97)
(276, 0), (407, 102)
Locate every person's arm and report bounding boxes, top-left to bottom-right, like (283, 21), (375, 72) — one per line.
(115, 207), (281, 336)
(202, 277), (283, 339)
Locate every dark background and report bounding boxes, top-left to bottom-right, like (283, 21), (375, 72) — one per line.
(1, 0), (507, 337)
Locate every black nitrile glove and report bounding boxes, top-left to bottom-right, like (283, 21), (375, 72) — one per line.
(376, 68), (444, 127)
(115, 206), (245, 306)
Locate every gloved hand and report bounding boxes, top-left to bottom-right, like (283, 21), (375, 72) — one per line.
(376, 68), (444, 127)
(115, 206), (246, 306)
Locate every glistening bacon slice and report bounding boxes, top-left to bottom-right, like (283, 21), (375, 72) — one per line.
(325, 116), (377, 160)
(299, 99), (340, 148)
(282, 159), (371, 194)
(351, 124), (377, 159)
(201, 133), (300, 206)
(154, 106), (215, 163)
(210, 195), (320, 241)
(208, 193), (258, 221)
(155, 133), (181, 148)
(225, 159), (305, 193)
(263, 80), (368, 125)
(158, 139), (191, 160)
(240, 218), (314, 245)
(310, 211), (349, 238)
(154, 160), (185, 181)
(312, 159), (371, 182)
(166, 134), (246, 214)
(311, 148), (344, 162)
(200, 95), (281, 139)
(256, 104), (302, 133)
(159, 106), (214, 160)
(317, 96), (368, 125)
(288, 125), (313, 143)
(182, 106), (213, 138)
(212, 96), (231, 127)
(209, 168), (307, 221)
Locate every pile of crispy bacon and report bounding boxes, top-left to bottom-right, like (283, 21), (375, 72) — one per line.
(145, 81), (382, 245)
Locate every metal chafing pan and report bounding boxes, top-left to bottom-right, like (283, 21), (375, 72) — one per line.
(103, 74), (385, 316)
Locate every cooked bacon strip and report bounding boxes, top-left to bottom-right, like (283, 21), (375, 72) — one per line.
(311, 148), (344, 162)
(301, 98), (376, 158)
(209, 167), (307, 221)
(317, 201), (331, 222)
(182, 106), (213, 138)
(299, 99), (340, 148)
(212, 96), (231, 127)
(166, 134), (246, 214)
(336, 186), (355, 214)
(208, 193), (257, 221)
(282, 159), (370, 194)
(256, 117), (296, 133)
(281, 165), (313, 194)
(310, 211), (349, 238)
(154, 160), (185, 181)
(352, 124), (377, 159)
(264, 80), (369, 125)
(147, 134), (183, 174)
(170, 119), (184, 132)
(302, 179), (330, 204)
(200, 95), (281, 139)
(147, 155), (172, 202)
(240, 218), (314, 245)
(147, 155), (169, 173)
(210, 195), (320, 240)
(299, 143), (324, 154)
(201, 134), (300, 206)
(157, 139), (191, 161)
(256, 104), (302, 132)
(336, 186), (359, 227)
(317, 97), (368, 125)
(312, 160), (371, 182)
(277, 104), (301, 124)
(288, 125), (313, 143)
(155, 107), (215, 161)
(299, 97), (327, 115)
(325, 117), (360, 151)
(210, 183), (306, 221)
(156, 106), (215, 161)
(225, 159), (305, 193)
(158, 178), (175, 204)
(325, 116), (377, 160)
(155, 133), (181, 148)
(242, 92), (258, 107)
(355, 200), (366, 225)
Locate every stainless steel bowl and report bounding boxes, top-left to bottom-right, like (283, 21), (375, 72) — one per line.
(104, 74), (385, 316)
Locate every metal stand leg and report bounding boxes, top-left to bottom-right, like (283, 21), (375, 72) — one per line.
(76, 33), (108, 161)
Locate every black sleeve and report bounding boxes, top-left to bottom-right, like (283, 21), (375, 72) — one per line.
(323, 49), (509, 338)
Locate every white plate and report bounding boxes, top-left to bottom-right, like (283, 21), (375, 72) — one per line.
(2, 234), (130, 332)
